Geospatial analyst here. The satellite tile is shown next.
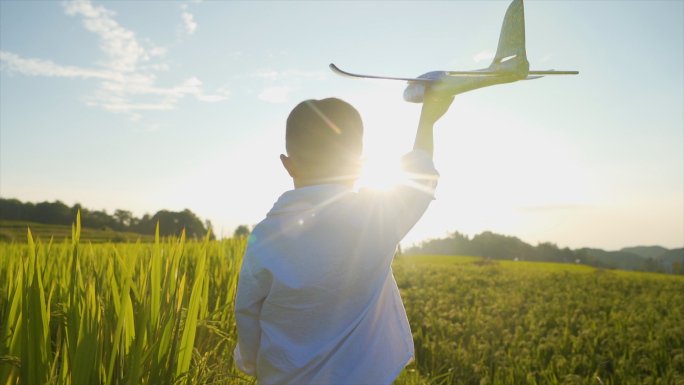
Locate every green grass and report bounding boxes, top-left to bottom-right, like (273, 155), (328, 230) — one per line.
(399, 254), (599, 273)
(400, 254), (684, 278)
(397, 254), (481, 265)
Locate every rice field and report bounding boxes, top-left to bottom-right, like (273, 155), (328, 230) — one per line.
(0, 216), (248, 385)
(394, 256), (684, 384)
(1, 217), (683, 384)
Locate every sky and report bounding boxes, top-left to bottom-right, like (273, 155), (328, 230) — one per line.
(1, 0), (682, 251)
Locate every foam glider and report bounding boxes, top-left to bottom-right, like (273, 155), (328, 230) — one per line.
(329, 0), (578, 103)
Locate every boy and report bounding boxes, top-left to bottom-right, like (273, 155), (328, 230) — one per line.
(234, 93), (454, 384)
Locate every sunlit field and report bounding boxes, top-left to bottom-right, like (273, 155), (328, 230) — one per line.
(394, 256), (684, 384)
(1, 222), (683, 384)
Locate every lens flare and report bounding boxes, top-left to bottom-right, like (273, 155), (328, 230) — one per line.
(356, 157), (407, 191)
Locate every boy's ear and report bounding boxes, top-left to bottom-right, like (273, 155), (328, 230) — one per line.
(280, 154), (297, 179)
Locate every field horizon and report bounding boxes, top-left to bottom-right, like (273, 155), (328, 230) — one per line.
(0, 219), (684, 272)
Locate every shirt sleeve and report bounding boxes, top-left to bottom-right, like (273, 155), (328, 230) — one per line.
(355, 149), (439, 253)
(394, 149), (439, 239)
(234, 249), (272, 376)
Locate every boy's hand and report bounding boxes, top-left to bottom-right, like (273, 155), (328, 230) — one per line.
(419, 89), (455, 127)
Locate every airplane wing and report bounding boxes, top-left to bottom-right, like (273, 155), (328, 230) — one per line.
(329, 64), (440, 83)
(443, 70), (579, 76)
(529, 70), (579, 75)
(522, 70), (579, 80)
(445, 71), (508, 76)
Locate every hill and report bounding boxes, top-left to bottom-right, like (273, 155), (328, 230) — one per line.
(658, 248), (684, 274)
(620, 245), (668, 259)
(585, 247), (682, 274)
(406, 230), (682, 274)
(580, 248), (646, 270)
(659, 248), (684, 264)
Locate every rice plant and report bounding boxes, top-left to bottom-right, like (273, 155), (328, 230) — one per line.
(0, 213), (252, 384)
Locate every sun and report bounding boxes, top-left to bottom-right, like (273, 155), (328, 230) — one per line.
(346, 86), (422, 191)
(356, 156), (406, 191)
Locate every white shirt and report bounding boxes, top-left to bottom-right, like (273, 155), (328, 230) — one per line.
(234, 150), (438, 384)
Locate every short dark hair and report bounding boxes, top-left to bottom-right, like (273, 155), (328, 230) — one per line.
(286, 98), (363, 178)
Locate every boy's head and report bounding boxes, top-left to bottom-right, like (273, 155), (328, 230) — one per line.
(281, 98), (363, 187)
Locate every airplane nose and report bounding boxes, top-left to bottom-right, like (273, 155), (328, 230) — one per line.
(403, 84), (427, 103)
(403, 71), (448, 103)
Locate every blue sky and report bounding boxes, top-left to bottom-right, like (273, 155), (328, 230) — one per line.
(1, 0), (682, 250)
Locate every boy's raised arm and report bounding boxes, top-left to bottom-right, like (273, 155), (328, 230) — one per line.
(413, 90), (455, 157)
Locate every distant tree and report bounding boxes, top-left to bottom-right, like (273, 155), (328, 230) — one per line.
(536, 242), (562, 262)
(147, 209), (210, 239)
(532, 243), (576, 263)
(638, 257), (665, 273)
(133, 213), (156, 235)
(233, 225), (251, 238)
(90, 210), (116, 230)
(178, 209), (209, 238)
(23, 201), (36, 222)
(0, 198), (28, 221)
(34, 200), (71, 225)
(114, 210), (133, 228)
(405, 231), (471, 255)
(70, 204), (84, 221)
(470, 231), (535, 261)
(2, 198), (215, 240)
(405, 230), (618, 269)
(150, 210), (179, 236)
(129, 216), (139, 228)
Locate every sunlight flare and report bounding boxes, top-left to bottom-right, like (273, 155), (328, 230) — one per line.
(356, 157), (406, 191)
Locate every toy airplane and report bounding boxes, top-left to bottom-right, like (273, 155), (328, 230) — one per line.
(329, 0), (578, 103)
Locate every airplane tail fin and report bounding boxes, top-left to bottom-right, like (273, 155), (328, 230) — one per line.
(488, 0), (529, 77)
(494, 0), (527, 63)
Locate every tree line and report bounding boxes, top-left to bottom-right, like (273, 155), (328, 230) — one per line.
(0, 198), (213, 239)
(404, 231), (683, 274)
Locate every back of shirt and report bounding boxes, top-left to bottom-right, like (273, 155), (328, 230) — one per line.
(234, 150), (438, 384)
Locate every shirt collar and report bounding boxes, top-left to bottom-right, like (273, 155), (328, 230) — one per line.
(267, 184), (352, 216)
